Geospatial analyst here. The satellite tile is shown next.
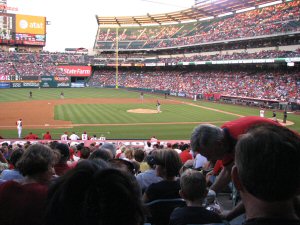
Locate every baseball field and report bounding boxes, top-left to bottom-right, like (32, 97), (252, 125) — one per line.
(0, 87), (299, 139)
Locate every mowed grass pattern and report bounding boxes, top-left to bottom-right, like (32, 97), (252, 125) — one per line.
(0, 88), (140, 102)
(55, 103), (236, 124)
(0, 88), (299, 139)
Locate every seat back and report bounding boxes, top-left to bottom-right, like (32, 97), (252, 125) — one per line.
(145, 198), (186, 225)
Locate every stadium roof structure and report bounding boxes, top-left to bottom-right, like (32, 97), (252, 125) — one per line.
(96, 0), (282, 26)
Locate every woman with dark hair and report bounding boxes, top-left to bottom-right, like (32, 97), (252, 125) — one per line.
(143, 148), (182, 202)
(0, 144), (57, 225)
(45, 160), (144, 225)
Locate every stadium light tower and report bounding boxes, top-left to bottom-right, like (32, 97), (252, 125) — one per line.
(115, 27), (119, 89)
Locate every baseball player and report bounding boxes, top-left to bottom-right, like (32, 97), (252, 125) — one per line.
(259, 108), (265, 117)
(156, 100), (161, 113)
(82, 131), (88, 141)
(140, 92), (144, 102)
(16, 119), (22, 138)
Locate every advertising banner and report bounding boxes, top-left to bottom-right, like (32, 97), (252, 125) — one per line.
(11, 82), (22, 88)
(0, 83), (10, 88)
(22, 82), (40, 87)
(16, 14), (46, 35)
(40, 76), (70, 88)
(57, 66), (92, 77)
(11, 82), (40, 88)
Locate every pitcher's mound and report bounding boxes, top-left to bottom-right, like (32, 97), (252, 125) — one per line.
(127, 108), (159, 114)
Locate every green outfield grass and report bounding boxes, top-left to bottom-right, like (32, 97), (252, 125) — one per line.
(0, 88), (299, 139)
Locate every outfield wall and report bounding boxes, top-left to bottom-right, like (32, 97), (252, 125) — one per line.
(0, 139), (189, 148)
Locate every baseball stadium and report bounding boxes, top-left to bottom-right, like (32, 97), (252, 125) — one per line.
(0, 0), (300, 224)
(0, 0), (299, 141)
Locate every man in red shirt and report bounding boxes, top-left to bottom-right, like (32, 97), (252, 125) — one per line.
(179, 143), (193, 163)
(190, 116), (281, 219)
(43, 131), (52, 140)
(24, 132), (39, 140)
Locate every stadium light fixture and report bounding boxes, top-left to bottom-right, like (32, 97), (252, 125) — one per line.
(217, 12), (233, 17)
(258, 0), (282, 8)
(236, 7), (255, 13)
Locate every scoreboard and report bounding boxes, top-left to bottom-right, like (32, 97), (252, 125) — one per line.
(0, 13), (46, 46)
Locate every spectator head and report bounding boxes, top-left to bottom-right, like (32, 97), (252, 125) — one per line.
(49, 141), (59, 150)
(10, 148), (24, 168)
(180, 169), (208, 202)
(55, 143), (70, 163)
(180, 143), (190, 151)
(89, 149), (113, 161)
(17, 144), (57, 182)
(80, 147), (91, 159)
(154, 149), (182, 178)
(190, 124), (225, 161)
(233, 124), (300, 203)
(109, 158), (136, 175)
(100, 143), (116, 158)
(145, 154), (156, 169)
(45, 160), (144, 225)
(133, 148), (145, 163)
(124, 148), (134, 160)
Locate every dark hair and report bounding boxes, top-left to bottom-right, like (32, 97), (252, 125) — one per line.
(55, 143), (70, 162)
(180, 143), (190, 151)
(180, 169), (207, 201)
(89, 149), (113, 161)
(235, 124), (300, 202)
(45, 161), (144, 225)
(80, 147), (90, 159)
(17, 144), (56, 176)
(154, 149), (182, 177)
(134, 149), (145, 163)
(10, 148), (24, 167)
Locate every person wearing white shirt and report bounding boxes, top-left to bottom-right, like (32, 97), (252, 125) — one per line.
(61, 132), (68, 141)
(259, 108), (265, 118)
(16, 118), (22, 138)
(69, 132), (80, 140)
(81, 131), (88, 141)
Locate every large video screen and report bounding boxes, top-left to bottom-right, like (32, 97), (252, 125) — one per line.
(0, 13), (46, 46)
(0, 13), (15, 41)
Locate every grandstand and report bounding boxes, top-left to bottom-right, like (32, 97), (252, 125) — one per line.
(0, 2), (300, 225)
(0, 0), (299, 140)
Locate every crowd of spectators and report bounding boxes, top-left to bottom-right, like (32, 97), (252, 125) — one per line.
(0, 121), (299, 225)
(0, 48), (299, 78)
(96, 0), (300, 50)
(93, 49), (300, 64)
(89, 69), (300, 102)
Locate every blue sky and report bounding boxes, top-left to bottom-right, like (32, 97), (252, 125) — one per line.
(8, 0), (195, 52)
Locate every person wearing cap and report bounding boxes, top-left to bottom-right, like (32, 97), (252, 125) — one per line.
(190, 116), (280, 220)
